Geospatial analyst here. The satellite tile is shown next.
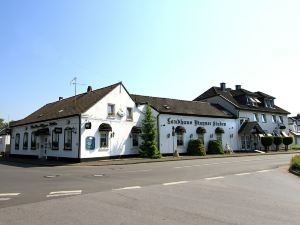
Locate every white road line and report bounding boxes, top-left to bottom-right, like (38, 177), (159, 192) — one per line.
(256, 169), (273, 173)
(47, 193), (82, 198)
(205, 176), (224, 180)
(93, 174), (104, 177)
(127, 169), (152, 173)
(0, 193), (20, 197)
(0, 198), (11, 201)
(235, 172), (251, 176)
(163, 181), (189, 186)
(112, 186), (142, 191)
(49, 190), (82, 195)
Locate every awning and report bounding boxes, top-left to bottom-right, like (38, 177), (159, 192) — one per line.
(175, 126), (186, 134)
(196, 127), (206, 134)
(98, 123), (112, 132)
(267, 133), (273, 137)
(281, 131), (288, 137)
(131, 126), (141, 134)
(35, 128), (50, 136)
(238, 121), (264, 135)
(215, 127), (224, 134)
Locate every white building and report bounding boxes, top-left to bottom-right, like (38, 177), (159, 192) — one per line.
(288, 114), (300, 145)
(194, 83), (290, 151)
(0, 128), (10, 155)
(10, 82), (240, 161)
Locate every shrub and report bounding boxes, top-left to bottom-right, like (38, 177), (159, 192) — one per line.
(273, 136), (283, 151)
(283, 136), (293, 151)
(187, 139), (206, 156)
(207, 140), (224, 155)
(291, 145), (300, 150)
(261, 136), (273, 151)
(290, 155), (300, 171)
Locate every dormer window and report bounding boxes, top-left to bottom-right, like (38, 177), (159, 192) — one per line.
(265, 99), (274, 108)
(246, 96), (258, 107)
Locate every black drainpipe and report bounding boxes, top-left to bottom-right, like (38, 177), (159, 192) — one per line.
(78, 115), (81, 162)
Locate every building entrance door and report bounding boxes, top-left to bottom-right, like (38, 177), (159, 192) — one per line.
(39, 136), (48, 159)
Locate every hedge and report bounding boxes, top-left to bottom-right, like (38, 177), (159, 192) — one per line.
(261, 136), (273, 151)
(273, 136), (283, 151)
(283, 136), (293, 151)
(187, 139), (206, 156)
(207, 140), (224, 155)
(290, 155), (300, 172)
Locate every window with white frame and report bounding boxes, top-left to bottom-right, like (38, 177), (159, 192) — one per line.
(279, 116), (283, 123)
(126, 107), (133, 120)
(52, 130), (59, 150)
(272, 115), (277, 123)
(198, 133), (204, 144)
(253, 113), (259, 122)
(15, 133), (20, 150)
(107, 104), (115, 117)
(100, 132), (109, 148)
(241, 136), (246, 149)
(23, 132), (28, 150)
(31, 132), (36, 150)
(261, 114), (267, 123)
(64, 128), (72, 150)
(216, 133), (222, 143)
(177, 133), (184, 146)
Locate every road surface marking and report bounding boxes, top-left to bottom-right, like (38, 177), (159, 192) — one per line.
(256, 169), (273, 173)
(0, 193), (20, 197)
(47, 190), (82, 198)
(205, 176), (224, 180)
(235, 172), (252, 176)
(112, 186), (142, 191)
(127, 169), (152, 173)
(93, 174), (104, 177)
(0, 198), (11, 201)
(163, 181), (189, 186)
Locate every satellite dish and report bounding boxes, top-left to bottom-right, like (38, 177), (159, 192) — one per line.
(117, 109), (125, 117)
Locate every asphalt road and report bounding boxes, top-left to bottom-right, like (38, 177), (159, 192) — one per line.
(0, 154), (299, 225)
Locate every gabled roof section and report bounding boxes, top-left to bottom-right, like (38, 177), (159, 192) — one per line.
(11, 82), (121, 127)
(238, 121), (265, 134)
(131, 94), (234, 118)
(194, 86), (289, 114)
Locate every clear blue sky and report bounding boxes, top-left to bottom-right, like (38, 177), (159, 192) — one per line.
(1, 0), (300, 121)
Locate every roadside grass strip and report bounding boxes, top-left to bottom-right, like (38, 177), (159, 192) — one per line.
(0, 193), (20, 201)
(47, 190), (82, 198)
(112, 186), (142, 191)
(205, 176), (224, 180)
(163, 181), (189, 186)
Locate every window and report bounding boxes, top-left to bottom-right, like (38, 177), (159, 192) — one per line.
(23, 132), (28, 150)
(100, 132), (108, 148)
(132, 133), (139, 147)
(240, 119), (245, 126)
(31, 132), (37, 150)
(261, 114), (267, 123)
(198, 133), (204, 144)
(177, 133), (184, 146)
(241, 136), (246, 149)
(253, 113), (258, 122)
(279, 116), (283, 123)
(52, 130), (59, 150)
(86, 136), (95, 150)
(126, 107), (133, 120)
(216, 133), (222, 144)
(272, 115), (277, 123)
(107, 104), (115, 117)
(15, 133), (20, 150)
(64, 128), (72, 150)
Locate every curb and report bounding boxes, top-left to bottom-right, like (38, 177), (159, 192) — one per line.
(1, 150), (300, 167)
(289, 168), (300, 177)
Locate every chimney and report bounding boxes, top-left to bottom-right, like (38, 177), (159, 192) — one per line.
(87, 86), (92, 93)
(235, 85), (241, 90)
(220, 82), (226, 91)
(59, 97), (63, 101)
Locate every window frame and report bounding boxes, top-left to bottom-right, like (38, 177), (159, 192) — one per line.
(198, 133), (204, 144)
(31, 132), (37, 150)
(132, 133), (139, 147)
(107, 104), (115, 117)
(100, 132), (109, 149)
(126, 107), (133, 120)
(23, 132), (28, 150)
(216, 133), (222, 144)
(52, 130), (59, 150)
(278, 116), (283, 124)
(176, 133), (184, 146)
(64, 128), (72, 151)
(272, 115), (277, 123)
(253, 113), (259, 122)
(261, 114), (267, 123)
(15, 133), (20, 150)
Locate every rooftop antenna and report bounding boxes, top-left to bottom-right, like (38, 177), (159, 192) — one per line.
(70, 77), (87, 105)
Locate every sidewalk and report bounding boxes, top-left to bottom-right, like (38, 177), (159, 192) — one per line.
(1, 150), (300, 167)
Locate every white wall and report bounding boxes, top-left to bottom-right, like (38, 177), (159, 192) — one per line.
(10, 116), (80, 159)
(0, 135), (10, 153)
(158, 114), (238, 153)
(80, 84), (156, 158)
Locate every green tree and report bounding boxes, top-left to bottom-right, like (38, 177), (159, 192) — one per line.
(283, 136), (293, 151)
(0, 118), (7, 129)
(261, 136), (274, 151)
(273, 136), (283, 151)
(139, 105), (161, 158)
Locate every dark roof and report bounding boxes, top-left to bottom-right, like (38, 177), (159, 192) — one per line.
(238, 121), (265, 134)
(11, 82), (121, 127)
(194, 86), (289, 114)
(131, 94), (234, 118)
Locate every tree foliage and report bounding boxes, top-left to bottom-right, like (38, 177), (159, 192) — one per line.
(261, 136), (274, 151)
(139, 105), (161, 158)
(207, 140), (224, 154)
(187, 139), (206, 156)
(283, 136), (293, 151)
(273, 136), (283, 151)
